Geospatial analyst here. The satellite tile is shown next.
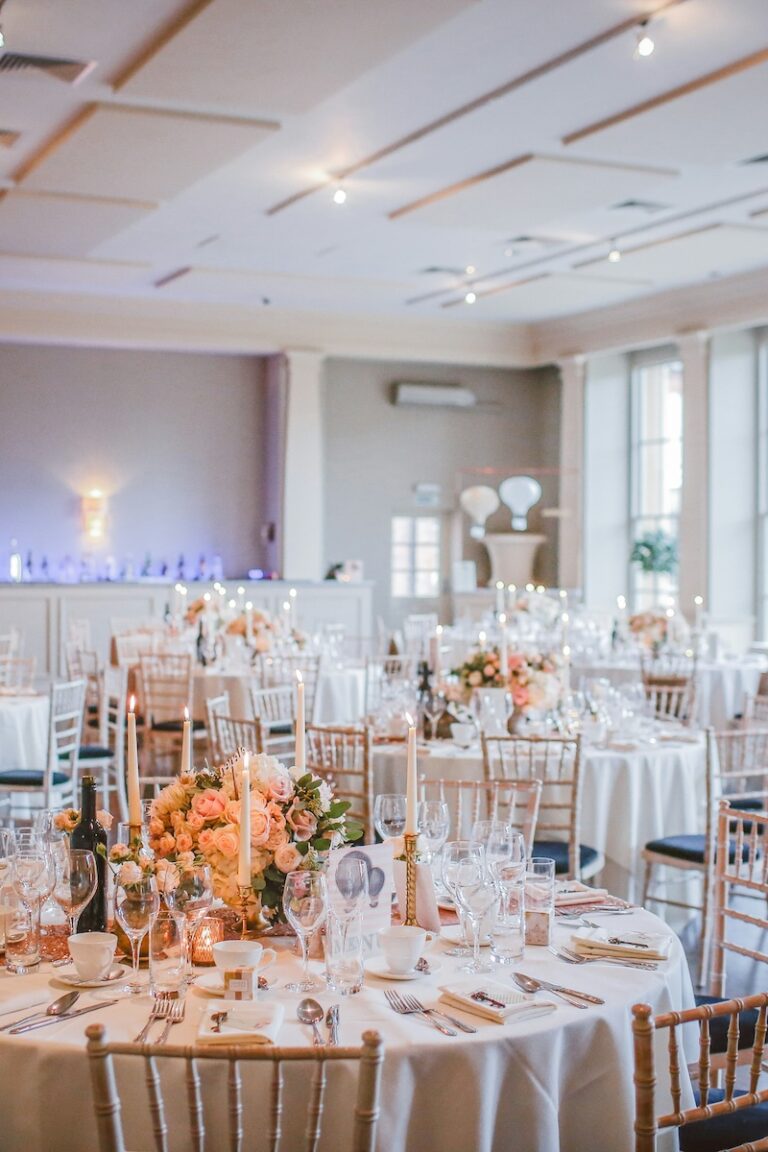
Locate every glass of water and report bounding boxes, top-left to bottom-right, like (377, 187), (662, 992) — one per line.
(373, 794), (407, 841)
(324, 909), (364, 995)
(149, 910), (187, 996)
(490, 861), (525, 965)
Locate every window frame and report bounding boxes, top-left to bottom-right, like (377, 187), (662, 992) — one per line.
(390, 514), (441, 600)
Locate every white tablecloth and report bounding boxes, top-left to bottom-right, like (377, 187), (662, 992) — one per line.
(194, 666), (366, 726)
(574, 657), (767, 729)
(0, 907), (694, 1152)
(373, 736), (706, 902)
(0, 695), (48, 771)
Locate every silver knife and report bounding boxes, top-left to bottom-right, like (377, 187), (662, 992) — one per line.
(326, 1004), (339, 1046)
(525, 976), (604, 1006)
(9, 1000), (119, 1035)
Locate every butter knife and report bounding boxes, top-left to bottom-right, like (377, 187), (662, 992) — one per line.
(9, 1000), (119, 1035)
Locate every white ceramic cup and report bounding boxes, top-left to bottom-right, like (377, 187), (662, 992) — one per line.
(212, 940), (277, 974)
(67, 932), (117, 981)
(450, 722), (475, 748)
(377, 925), (426, 974)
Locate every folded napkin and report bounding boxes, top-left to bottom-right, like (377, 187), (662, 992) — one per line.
(571, 926), (672, 962)
(554, 881), (609, 907)
(197, 1001), (284, 1046)
(438, 979), (557, 1025)
(0, 985), (50, 1018)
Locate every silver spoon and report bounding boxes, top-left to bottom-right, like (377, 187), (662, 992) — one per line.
(0, 990), (80, 1033)
(298, 998), (325, 1045)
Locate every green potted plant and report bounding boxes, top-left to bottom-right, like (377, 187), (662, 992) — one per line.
(630, 529), (678, 575)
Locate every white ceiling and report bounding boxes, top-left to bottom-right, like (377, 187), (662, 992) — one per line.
(2, 0), (768, 326)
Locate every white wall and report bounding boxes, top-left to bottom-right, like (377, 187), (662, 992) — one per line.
(323, 357), (560, 624)
(0, 343), (270, 579)
(584, 352), (630, 609)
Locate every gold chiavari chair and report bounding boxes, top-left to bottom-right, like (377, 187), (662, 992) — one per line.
(0, 656), (36, 691)
(66, 642), (101, 720)
(139, 653), (205, 785)
(641, 652), (698, 726)
(711, 799), (768, 999)
(632, 995), (768, 1151)
(205, 691), (230, 764)
(86, 1023), (384, 1152)
(745, 694), (768, 724)
(305, 724), (374, 843)
(253, 653), (322, 721)
(420, 777), (542, 850)
(249, 684), (296, 761)
(642, 727), (768, 987)
(213, 714), (263, 761)
(481, 734), (602, 881)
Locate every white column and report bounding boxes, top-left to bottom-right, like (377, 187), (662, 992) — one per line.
(557, 355), (586, 592)
(677, 331), (710, 619)
(282, 349), (325, 581)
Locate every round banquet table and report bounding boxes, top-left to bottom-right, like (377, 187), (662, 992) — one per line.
(0, 907), (694, 1152)
(373, 733), (707, 903)
(194, 665), (366, 725)
(573, 656), (767, 729)
(0, 693), (48, 771)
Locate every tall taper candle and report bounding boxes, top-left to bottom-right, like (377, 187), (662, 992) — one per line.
(181, 705), (191, 775)
(295, 672), (306, 770)
(495, 580), (505, 615)
(694, 595), (704, 631)
(498, 613), (509, 685)
(405, 715), (417, 835)
(127, 695), (141, 831)
(238, 753), (251, 887)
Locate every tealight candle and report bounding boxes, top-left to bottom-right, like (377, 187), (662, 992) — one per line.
(191, 917), (224, 966)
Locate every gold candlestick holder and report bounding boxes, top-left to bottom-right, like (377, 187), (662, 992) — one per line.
(403, 832), (418, 926)
(237, 885), (253, 939)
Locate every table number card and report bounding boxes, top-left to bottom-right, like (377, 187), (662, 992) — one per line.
(325, 843), (393, 955)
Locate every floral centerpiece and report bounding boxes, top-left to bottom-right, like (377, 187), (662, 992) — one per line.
(451, 648), (562, 714)
(148, 751), (363, 923)
(629, 611), (668, 649)
(54, 807), (114, 835)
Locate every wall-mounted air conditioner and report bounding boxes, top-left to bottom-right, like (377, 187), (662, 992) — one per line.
(392, 382), (477, 408)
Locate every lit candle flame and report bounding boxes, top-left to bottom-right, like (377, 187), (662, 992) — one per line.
(184, 705), (189, 721)
(296, 670), (303, 684)
(405, 711), (415, 728)
(129, 694), (135, 713)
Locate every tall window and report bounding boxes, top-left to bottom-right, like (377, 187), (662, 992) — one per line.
(391, 516), (440, 598)
(630, 358), (683, 611)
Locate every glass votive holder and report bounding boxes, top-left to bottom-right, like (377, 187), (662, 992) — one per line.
(524, 858), (555, 947)
(490, 865), (525, 965)
(5, 898), (41, 974)
(191, 916), (224, 966)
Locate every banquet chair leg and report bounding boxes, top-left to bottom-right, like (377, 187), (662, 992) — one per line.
(642, 859), (652, 908)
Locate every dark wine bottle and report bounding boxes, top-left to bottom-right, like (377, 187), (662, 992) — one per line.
(70, 776), (107, 932)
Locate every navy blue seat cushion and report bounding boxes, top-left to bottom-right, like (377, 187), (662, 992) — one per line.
(531, 841), (599, 875)
(78, 745), (113, 760)
(151, 719), (205, 733)
(679, 1088), (768, 1151)
(267, 722), (293, 737)
(0, 769), (68, 787)
(694, 995), (759, 1054)
(644, 835), (752, 864)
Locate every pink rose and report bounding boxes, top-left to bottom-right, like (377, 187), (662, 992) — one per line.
(250, 808), (271, 846)
(267, 818), (288, 851)
(512, 685), (529, 708)
(175, 832), (194, 853)
(483, 663), (496, 678)
(224, 799), (242, 826)
(155, 832), (176, 857)
(266, 773), (294, 804)
(198, 829), (215, 852)
(191, 788), (227, 822)
(212, 824), (240, 859)
(273, 842), (303, 873)
(286, 803), (317, 842)
(96, 809), (113, 831)
(149, 817), (165, 838)
(186, 811), (205, 832)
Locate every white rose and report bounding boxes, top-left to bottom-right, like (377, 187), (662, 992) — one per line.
(117, 861), (143, 886)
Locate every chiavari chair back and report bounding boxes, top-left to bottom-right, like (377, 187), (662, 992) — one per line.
(249, 684), (296, 761)
(481, 733), (600, 880)
(420, 777), (542, 851)
(305, 724), (374, 843)
(65, 642), (101, 715)
(711, 799), (768, 999)
(641, 652), (698, 726)
(139, 653), (204, 786)
(632, 994), (768, 1151)
(0, 656), (36, 691)
(205, 691), (231, 764)
(213, 714), (263, 761)
(402, 613), (438, 656)
(745, 693), (768, 724)
(86, 1023), (384, 1152)
(77, 666), (128, 820)
(253, 653), (322, 721)
(0, 678), (86, 814)
(115, 632), (157, 669)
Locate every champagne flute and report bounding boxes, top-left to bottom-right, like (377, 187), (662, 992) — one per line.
(161, 863), (213, 980)
(417, 800), (450, 867)
(373, 794), (406, 841)
(423, 693), (446, 741)
(52, 846), (98, 936)
(282, 871), (327, 993)
(114, 876), (160, 996)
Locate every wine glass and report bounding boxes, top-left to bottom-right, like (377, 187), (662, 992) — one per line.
(114, 876), (160, 996)
(441, 840), (485, 957)
(469, 821), (526, 878)
(452, 859), (499, 974)
(52, 846), (98, 936)
(423, 693), (446, 741)
(417, 800), (450, 866)
(161, 863), (213, 980)
(282, 871), (328, 993)
(373, 794), (407, 841)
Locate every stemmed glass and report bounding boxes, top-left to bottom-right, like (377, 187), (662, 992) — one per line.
(423, 693), (446, 741)
(441, 840), (485, 957)
(161, 863), (213, 981)
(469, 821), (526, 878)
(114, 876), (160, 996)
(452, 857), (499, 974)
(373, 794), (407, 841)
(282, 871), (328, 993)
(52, 845), (98, 936)
(10, 848), (54, 964)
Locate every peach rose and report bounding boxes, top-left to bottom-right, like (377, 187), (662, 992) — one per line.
(266, 772), (294, 804)
(273, 842), (303, 873)
(224, 798), (242, 826)
(155, 832), (176, 858)
(96, 809), (113, 831)
(198, 828), (215, 852)
(468, 670), (483, 686)
(149, 817), (165, 838)
(175, 832), (194, 853)
(250, 808), (271, 846)
(212, 824), (240, 859)
(483, 663), (496, 678)
(191, 788), (227, 822)
(286, 803), (317, 842)
(511, 685), (529, 708)
(186, 810), (205, 832)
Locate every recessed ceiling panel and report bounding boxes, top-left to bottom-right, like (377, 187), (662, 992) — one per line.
(566, 59), (768, 167)
(22, 105), (277, 202)
(0, 253), (149, 293)
(118, 0), (475, 114)
(0, 191), (154, 258)
(395, 155), (677, 233)
(159, 266), (415, 313)
(577, 223), (768, 281)
(460, 272), (649, 320)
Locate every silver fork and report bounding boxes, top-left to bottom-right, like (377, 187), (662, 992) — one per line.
(156, 997), (186, 1045)
(549, 945), (658, 971)
(401, 994), (477, 1034)
(133, 994), (172, 1044)
(384, 989), (456, 1036)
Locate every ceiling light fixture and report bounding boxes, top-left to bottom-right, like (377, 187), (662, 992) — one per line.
(464, 291), (477, 304)
(635, 21), (655, 57)
(332, 186), (347, 205)
(607, 244), (622, 263)
(465, 264), (476, 275)
(0, 28), (5, 49)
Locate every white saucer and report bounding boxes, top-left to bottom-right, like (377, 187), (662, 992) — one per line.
(364, 957), (442, 982)
(439, 925), (491, 948)
(53, 966), (125, 989)
(193, 970), (229, 996)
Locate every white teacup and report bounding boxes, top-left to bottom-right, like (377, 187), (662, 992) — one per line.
(67, 932), (117, 981)
(212, 940), (277, 974)
(450, 722), (475, 749)
(378, 925), (426, 974)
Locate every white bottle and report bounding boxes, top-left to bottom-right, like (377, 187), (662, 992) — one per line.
(8, 539), (21, 583)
